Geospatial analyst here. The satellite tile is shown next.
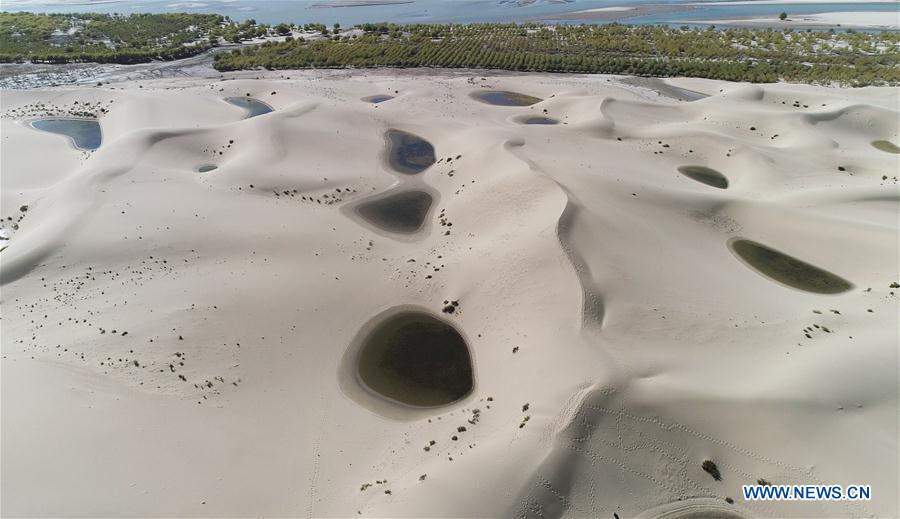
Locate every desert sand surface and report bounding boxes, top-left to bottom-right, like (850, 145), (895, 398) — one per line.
(1, 69), (899, 518)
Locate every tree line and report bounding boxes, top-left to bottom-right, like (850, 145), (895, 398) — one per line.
(213, 23), (900, 86)
(0, 12), (357, 64)
(3, 13), (898, 85)
(0, 12), (225, 63)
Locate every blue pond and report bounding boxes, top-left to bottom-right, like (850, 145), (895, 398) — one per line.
(31, 118), (102, 150)
(225, 97), (274, 118)
(521, 116), (559, 125)
(385, 129), (436, 175)
(363, 94), (395, 104)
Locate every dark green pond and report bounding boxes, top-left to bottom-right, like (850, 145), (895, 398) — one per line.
(197, 164), (218, 173)
(471, 90), (542, 106)
(363, 94), (394, 103)
(225, 97), (274, 118)
(385, 129), (436, 174)
(678, 165), (729, 189)
(522, 116), (558, 125)
(357, 311), (473, 407)
(31, 118), (101, 150)
(356, 190), (433, 234)
(871, 140), (900, 154)
(730, 239), (853, 294)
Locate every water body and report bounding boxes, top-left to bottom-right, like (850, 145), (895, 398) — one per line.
(472, 90), (543, 106)
(729, 238), (853, 294)
(871, 140), (900, 154)
(385, 129), (436, 174)
(30, 118), (101, 150)
(521, 116), (559, 125)
(225, 97), (274, 118)
(648, 2), (898, 30)
(5, 0), (893, 31)
(356, 311), (473, 407)
(677, 165), (728, 189)
(363, 94), (394, 103)
(197, 164), (218, 172)
(356, 189), (433, 234)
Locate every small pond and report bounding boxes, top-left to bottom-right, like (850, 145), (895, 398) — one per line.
(471, 90), (542, 107)
(385, 129), (436, 174)
(678, 165), (729, 189)
(363, 94), (394, 104)
(225, 97), (274, 118)
(31, 118), (101, 150)
(521, 116), (559, 125)
(356, 311), (473, 407)
(356, 189), (433, 234)
(871, 140), (900, 154)
(729, 239), (853, 294)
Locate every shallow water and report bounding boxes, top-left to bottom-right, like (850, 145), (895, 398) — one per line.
(472, 90), (542, 107)
(197, 164), (218, 172)
(31, 118), (101, 150)
(678, 165), (728, 189)
(8, 0), (895, 32)
(521, 116), (559, 125)
(871, 140), (900, 154)
(357, 311), (473, 407)
(356, 189), (433, 234)
(363, 94), (394, 103)
(225, 97), (274, 118)
(729, 239), (853, 294)
(385, 129), (436, 174)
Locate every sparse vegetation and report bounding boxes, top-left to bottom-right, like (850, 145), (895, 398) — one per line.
(0, 12), (225, 63)
(4, 13), (899, 85)
(213, 22), (900, 86)
(702, 460), (722, 481)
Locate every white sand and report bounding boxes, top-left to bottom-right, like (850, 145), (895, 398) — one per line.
(690, 11), (900, 29)
(1, 71), (898, 517)
(580, 6), (636, 12)
(801, 11), (900, 28)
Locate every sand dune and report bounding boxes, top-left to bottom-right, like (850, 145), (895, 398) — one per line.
(1, 72), (898, 517)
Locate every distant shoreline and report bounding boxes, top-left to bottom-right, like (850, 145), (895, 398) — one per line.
(529, 4), (694, 22)
(311, 0), (414, 8)
(681, 11), (900, 30)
